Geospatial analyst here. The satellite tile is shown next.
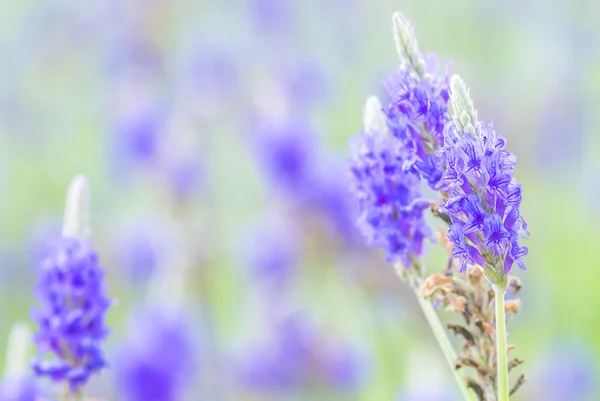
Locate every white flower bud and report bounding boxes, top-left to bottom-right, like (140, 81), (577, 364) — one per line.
(450, 75), (479, 135)
(392, 12), (426, 79)
(62, 174), (90, 238)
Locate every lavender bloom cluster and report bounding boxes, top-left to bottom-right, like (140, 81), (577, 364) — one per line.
(32, 237), (111, 391)
(385, 13), (451, 190)
(350, 96), (431, 265)
(349, 13), (452, 266)
(438, 76), (528, 284)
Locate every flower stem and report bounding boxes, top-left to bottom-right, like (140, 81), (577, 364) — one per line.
(494, 284), (509, 401)
(416, 293), (477, 401)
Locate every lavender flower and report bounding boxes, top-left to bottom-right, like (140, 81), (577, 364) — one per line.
(236, 316), (361, 392)
(438, 76), (528, 284)
(384, 13), (451, 190)
(532, 342), (597, 401)
(253, 117), (357, 243)
(253, 118), (317, 201)
(32, 237), (110, 391)
(241, 217), (299, 290)
(32, 176), (111, 392)
(0, 377), (38, 401)
(350, 96), (431, 265)
(1, 323), (39, 401)
(114, 307), (197, 401)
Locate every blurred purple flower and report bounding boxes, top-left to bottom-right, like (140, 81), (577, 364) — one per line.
(240, 216), (299, 291)
(236, 316), (362, 392)
(32, 237), (111, 392)
(185, 45), (237, 100)
(532, 341), (597, 401)
(281, 61), (328, 110)
(114, 108), (165, 167)
(253, 118), (317, 200)
(114, 224), (163, 283)
(252, 118), (358, 244)
(249, 0), (295, 35)
(349, 102), (432, 265)
(0, 376), (38, 401)
(114, 307), (198, 401)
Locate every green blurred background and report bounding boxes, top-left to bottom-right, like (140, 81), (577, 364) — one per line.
(0, 0), (599, 400)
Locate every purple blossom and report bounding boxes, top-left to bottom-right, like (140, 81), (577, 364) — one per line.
(253, 117), (357, 243)
(438, 76), (528, 282)
(114, 108), (164, 166)
(349, 100), (432, 265)
(384, 54), (451, 190)
(253, 118), (317, 200)
(249, 0), (295, 35)
(114, 307), (198, 401)
(114, 224), (163, 283)
(31, 237), (111, 391)
(242, 218), (298, 290)
(236, 316), (362, 392)
(529, 342), (597, 401)
(0, 376), (38, 401)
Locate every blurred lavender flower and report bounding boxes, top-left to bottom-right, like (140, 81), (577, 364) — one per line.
(0, 377), (37, 401)
(0, 323), (39, 401)
(530, 342), (597, 401)
(241, 217), (299, 290)
(249, 0), (295, 35)
(114, 224), (163, 283)
(114, 107), (165, 167)
(236, 316), (362, 392)
(253, 117), (358, 244)
(349, 96), (432, 265)
(438, 76), (528, 283)
(32, 176), (111, 392)
(32, 237), (111, 391)
(253, 118), (317, 199)
(114, 307), (198, 401)
(384, 13), (451, 190)
(281, 60), (328, 111)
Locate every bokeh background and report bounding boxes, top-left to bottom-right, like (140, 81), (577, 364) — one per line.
(0, 0), (599, 400)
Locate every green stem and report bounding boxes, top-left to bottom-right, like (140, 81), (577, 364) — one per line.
(494, 285), (509, 401)
(416, 294), (477, 401)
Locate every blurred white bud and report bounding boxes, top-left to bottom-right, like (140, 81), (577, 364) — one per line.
(392, 12), (426, 79)
(450, 75), (478, 135)
(62, 174), (90, 238)
(4, 322), (31, 377)
(362, 96), (388, 134)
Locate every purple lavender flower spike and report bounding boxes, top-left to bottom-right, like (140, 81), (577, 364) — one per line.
(31, 176), (111, 392)
(114, 307), (198, 401)
(384, 13), (452, 190)
(438, 76), (528, 285)
(350, 96), (432, 266)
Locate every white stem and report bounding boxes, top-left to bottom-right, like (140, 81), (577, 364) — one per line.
(494, 285), (509, 401)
